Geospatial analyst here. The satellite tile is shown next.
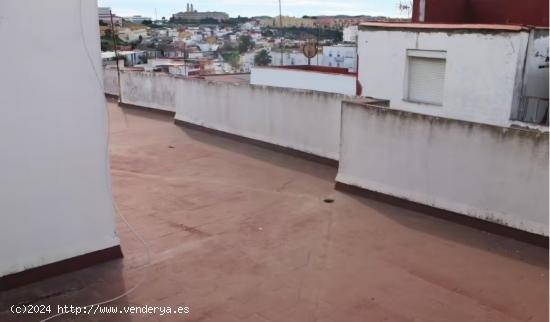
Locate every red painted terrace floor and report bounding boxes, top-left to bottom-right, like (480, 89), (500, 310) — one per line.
(0, 100), (548, 321)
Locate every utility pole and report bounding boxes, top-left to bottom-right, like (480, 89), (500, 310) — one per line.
(279, 0), (283, 65)
(110, 10), (122, 101)
(317, 24), (320, 65)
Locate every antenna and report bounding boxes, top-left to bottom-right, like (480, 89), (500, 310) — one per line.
(397, 0), (412, 18)
(279, 0), (283, 65)
(109, 10), (122, 102)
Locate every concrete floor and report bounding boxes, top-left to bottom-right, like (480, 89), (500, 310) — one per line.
(1, 100), (548, 321)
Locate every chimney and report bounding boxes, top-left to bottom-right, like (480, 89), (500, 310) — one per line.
(191, 4), (194, 12)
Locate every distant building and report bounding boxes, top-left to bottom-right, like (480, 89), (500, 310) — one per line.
(259, 16), (315, 28)
(269, 50), (320, 68)
(321, 45), (357, 72)
(124, 15), (152, 23)
(342, 25), (358, 43)
(98, 7), (122, 25)
(117, 28), (148, 43)
(159, 43), (186, 58)
(172, 3), (228, 22)
(101, 50), (147, 66)
(118, 50), (147, 66)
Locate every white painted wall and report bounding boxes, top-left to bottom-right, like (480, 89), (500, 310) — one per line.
(174, 78), (345, 160)
(358, 28), (531, 127)
(103, 67), (119, 96)
(0, 0), (119, 276)
(337, 102), (549, 236)
(321, 45), (357, 72)
(119, 71), (176, 112)
(269, 51), (321, 67)
(343, 25), (358, 43)
(250, 67), (356, 96)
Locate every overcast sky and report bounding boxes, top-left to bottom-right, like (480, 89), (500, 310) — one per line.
(98, 0), (409, 19)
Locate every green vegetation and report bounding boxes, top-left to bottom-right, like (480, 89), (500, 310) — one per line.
(238, 35), (255, 53)
(100, 30), (128, 51)
(221, 51), (240, 69)
(254, 49), (272, 66)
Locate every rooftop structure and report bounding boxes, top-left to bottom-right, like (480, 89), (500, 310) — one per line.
(1, 0), (548, 320)
(2, 99), (546, 321)
(124, 15), (152, 23)
(343, 25), (358, 43)
(102, 57), (548, 237)
(98, 6), (122, 25)
(172, 4), (229, 22)
(357, 22), (549, 127)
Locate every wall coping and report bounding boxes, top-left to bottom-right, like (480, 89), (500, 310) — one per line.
(343, 99), (549, 136)
(359, 22), (530, 33)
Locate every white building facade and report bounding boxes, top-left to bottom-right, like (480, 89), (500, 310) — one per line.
(321, 45), (357, 72)
(250, 66), (357, 95)
(343, 25), (358, 43)
(118, 27), (148, 43)
(357, 22), (549, 128)
(98, 6), (122, 25)
(124, 15), (152, 23)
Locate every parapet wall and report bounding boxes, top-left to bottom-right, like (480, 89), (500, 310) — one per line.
(250, 67), (357, 95)
(119, 71), (176, 112)
(336, 101), (549, 236)
(103, 68), (119, 96)
(174, 78), (345, 161)
(103, 68), (549, 237)
(106, 69), (346, 161)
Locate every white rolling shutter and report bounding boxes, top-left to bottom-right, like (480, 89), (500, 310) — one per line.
(407, 55), (446, 105)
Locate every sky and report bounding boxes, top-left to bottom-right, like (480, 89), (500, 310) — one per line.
(97, 0), (410, 20)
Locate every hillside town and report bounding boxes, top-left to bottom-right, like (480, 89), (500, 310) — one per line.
(99, 4), (406, 75)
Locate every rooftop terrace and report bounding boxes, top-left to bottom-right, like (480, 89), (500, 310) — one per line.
(0, 99), (547, 321)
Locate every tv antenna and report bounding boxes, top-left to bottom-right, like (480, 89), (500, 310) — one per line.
(279, 0), (283, 65)
(397, 0), (412, 18)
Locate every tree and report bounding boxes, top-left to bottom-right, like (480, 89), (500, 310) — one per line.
(199, 17), (218, 24)
(254, 49), (272, 66)
(238, 35), (254, 53)
(142, 19), (153, 25)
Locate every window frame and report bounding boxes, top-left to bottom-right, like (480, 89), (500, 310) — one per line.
(404, 49), (447, 106)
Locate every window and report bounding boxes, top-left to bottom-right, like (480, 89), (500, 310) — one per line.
(406, 50), (446, 105)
